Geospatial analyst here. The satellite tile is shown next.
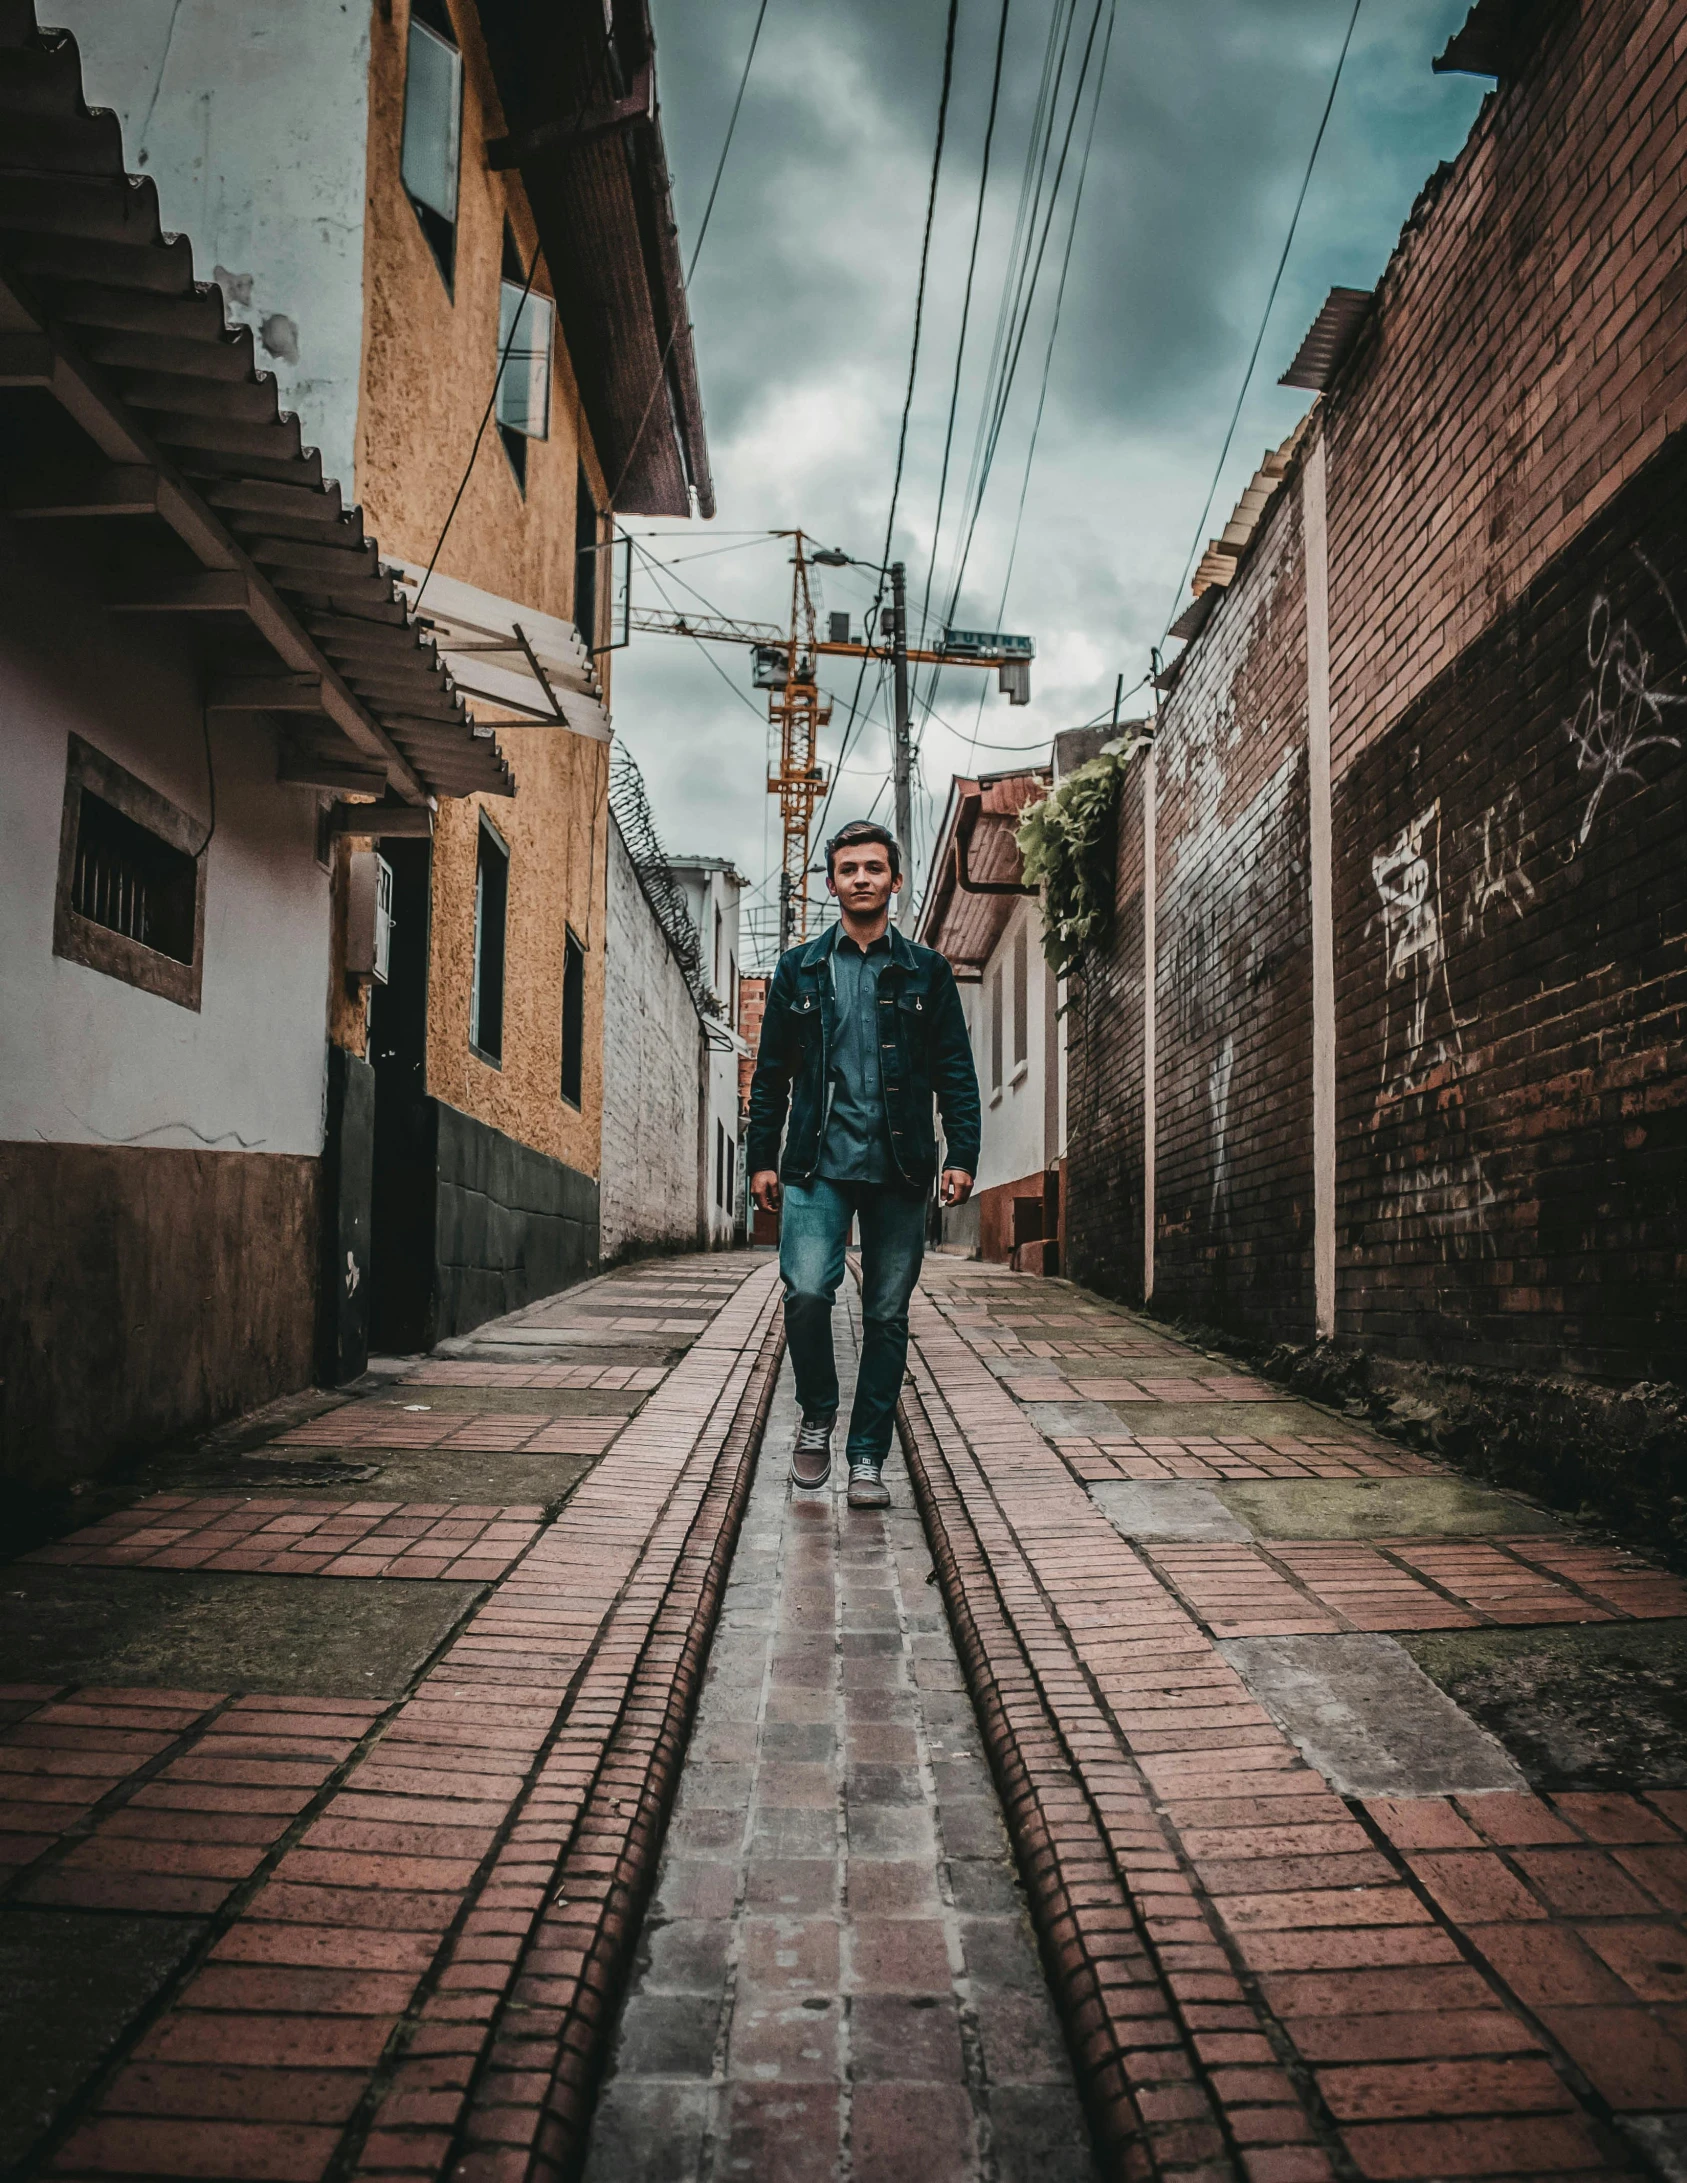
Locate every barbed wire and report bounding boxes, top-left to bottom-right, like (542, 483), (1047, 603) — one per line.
(608, 742), (720, 1020)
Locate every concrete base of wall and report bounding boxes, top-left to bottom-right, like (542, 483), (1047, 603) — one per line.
(0, 1140), (319, 1490)
(432, 1100), (598, 1340)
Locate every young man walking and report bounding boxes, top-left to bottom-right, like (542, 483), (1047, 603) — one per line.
(746, 820), (981, 1508)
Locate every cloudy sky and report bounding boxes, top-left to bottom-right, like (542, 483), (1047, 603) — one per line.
(618, 0), (1488, 961)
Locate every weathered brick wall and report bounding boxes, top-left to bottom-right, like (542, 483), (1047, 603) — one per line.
(600, 817), (703, 1263)
(1151, 499), (1314, 1336)
(1327, 0), (1687, 778)
(1334, 422), (1687, 1380)
(1066, 0), (1687, 1381)
(1065, 758), (1147, 1302)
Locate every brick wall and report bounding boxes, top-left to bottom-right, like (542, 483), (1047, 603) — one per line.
(737, 975), (767, 1124)
(600, 817), (704, 1264)
(1067, 0), (1687, 1384)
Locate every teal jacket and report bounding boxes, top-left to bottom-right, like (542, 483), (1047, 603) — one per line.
(746, 922), (981, 1189)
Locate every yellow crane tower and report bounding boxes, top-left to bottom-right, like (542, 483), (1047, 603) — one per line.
(626, 530), (1035, 951)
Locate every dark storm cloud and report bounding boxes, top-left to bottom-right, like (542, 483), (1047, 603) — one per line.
(617, 0), (1487, 945)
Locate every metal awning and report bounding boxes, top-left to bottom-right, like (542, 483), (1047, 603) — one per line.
(0, 4), (512, 807)
(387, 563), (611, 742)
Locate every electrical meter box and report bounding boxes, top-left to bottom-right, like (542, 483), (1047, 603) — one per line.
(345, 849), (393, 984)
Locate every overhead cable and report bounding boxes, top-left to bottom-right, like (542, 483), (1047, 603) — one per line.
(1159, 0), (1364, 641)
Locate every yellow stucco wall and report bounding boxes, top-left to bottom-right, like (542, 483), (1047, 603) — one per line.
(355, 0), (612, 1175)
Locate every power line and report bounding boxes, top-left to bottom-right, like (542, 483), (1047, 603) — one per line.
(876, 0), (962, 574)
(945, 0), (1109, 627)
(984, 0), (1115, 641)
(1160, 0), (1363, 641)
(916, 0), (1013, 656)
(630, 540), (766, 719)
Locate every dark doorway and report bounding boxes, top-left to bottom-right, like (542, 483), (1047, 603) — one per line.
(368, 839), (436, 1353)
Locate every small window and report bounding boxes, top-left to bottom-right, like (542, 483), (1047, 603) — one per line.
(1012, 924), (1029, 1068)
(989, 963), (1004, 1092)
(716, 1119), (726, 1209)
(470, 817), (508, 1066)
(575, 467), (599, 647)
(496, 228), (553, 492)
(54, 734), (206, 1010)
(561, 926), (585, 1108)
(401, 10), (462, 290)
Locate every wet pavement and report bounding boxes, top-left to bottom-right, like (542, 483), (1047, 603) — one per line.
(584, 1288), (1092, 2182)
(9, 1249), (1687, 2179)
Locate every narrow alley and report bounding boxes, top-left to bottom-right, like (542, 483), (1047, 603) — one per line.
(11, 1255), (1687, 2179)
(4, 0), (1687, 2176)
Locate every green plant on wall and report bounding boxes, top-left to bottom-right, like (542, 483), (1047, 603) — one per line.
(1015, 735), (1149, 977)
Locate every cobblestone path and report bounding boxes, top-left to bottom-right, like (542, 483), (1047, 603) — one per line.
(584, 1290), (1093, 2182)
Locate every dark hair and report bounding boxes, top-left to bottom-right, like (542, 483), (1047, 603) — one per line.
(824, 819), (901, 880)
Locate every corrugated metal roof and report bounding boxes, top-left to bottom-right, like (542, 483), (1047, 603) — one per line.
(1279, 285), (1374, 392)
(0, 5), (512, 806)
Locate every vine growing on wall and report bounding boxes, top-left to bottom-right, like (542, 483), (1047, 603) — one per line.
(1015, 735), (1149, 977)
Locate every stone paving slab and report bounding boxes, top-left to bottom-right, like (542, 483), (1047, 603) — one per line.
(907, 1262), (1687, 2180)
(579, 1292), (1093, 2183)
(0, 1255), (783, 2183)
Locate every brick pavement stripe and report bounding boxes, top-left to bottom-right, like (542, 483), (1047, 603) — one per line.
(7, 1259), (780, 2183)
(904, 1265), (1687, 2183)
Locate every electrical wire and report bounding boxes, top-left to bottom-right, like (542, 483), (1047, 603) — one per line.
(1159, 0), (1363, 641)
(925, 0), (1080, 656)
(413, 240), (541, 614)
(944, 0), (1109, 630)
(915, 0), (1013, 657)
(876, 0), (962, 575)
(982, 0), (1115, 643)
(630, 540), (766, 719)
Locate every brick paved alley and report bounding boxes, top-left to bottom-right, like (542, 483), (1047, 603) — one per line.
(10, 1254), (1687, 2181)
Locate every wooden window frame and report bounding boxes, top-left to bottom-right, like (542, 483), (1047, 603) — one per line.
(53, 733), (207, 1011)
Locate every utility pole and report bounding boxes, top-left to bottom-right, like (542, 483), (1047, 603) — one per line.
(889, 559), (912, 914)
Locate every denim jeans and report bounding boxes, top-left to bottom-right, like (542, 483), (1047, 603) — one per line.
(779, 1176), (928, 1466)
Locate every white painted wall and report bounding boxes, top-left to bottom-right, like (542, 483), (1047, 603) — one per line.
(970, 899), (1051, 1195)
(670, 859), (745, 1245)
(600, 818), (705, 1261)
(0, 531), (332, 1157)
(54, 0), (371, 496)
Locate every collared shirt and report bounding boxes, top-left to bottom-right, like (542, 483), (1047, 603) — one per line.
(816, 930), (895, 1184)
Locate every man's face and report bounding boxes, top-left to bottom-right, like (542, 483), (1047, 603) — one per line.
(827, 841), (901, 917)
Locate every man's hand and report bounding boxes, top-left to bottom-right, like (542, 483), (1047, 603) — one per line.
(940, 1168), (974, 1207)
(751, 1169), (782, 1214)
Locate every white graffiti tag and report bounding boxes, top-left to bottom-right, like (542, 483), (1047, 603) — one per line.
(1372, 801), (1463, 1105)
(1208, 1033), (1235, 1232)
(1460, 787), (1536, 939)
(1563, 550), (1687, 846)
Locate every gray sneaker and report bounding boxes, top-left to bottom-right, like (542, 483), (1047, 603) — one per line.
(847, 1461), (890, 1510)
(790, 1413), (834, 1489)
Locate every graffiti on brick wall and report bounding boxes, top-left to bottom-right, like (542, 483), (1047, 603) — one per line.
(1563, 549), (1687, 847)
(1459, 788), (1535, 938)
(1371, 800), (1465, 1106)
(1208, 1033), (1234, 1232)
(1369, 799), (1494, 1256)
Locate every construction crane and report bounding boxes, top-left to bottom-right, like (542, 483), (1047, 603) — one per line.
(624, 531), (1034, 950)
